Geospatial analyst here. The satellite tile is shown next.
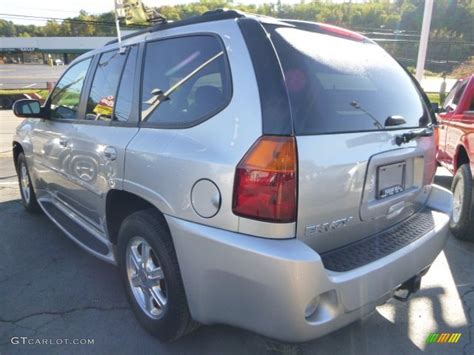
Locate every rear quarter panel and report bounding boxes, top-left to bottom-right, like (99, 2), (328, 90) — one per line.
(124, 20), (263, 233)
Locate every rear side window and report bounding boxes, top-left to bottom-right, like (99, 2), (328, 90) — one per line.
(266, 26), (429, 135)
(86, 50), (127, 121)
(141, 35), (231, 127)
(50, 58), (91, 120)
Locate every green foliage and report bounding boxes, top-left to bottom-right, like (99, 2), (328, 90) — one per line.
(0, 0), (472, 38)
(451, 56), (474, 78)
(0, 89), (49, 98)
(0, 0), (472, 72)
(427, 92), (440, 104)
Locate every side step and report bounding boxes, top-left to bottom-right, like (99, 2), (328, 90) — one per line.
(40, 200), (115, 264)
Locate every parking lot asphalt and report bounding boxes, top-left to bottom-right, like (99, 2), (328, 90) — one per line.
(0, 110), (473, 354)
(0, 65), (66, 89)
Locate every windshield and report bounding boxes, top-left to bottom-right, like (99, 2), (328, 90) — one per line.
(266, 25), (430, 135)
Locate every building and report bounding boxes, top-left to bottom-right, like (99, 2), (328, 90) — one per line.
(0, 33), (133, 65)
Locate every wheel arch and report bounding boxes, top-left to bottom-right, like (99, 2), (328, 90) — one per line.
(105, 189), (169, 245)
(454, 144), (470, 173)
(12, 141), (24, 172)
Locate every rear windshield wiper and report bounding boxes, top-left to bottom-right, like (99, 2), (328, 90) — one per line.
(395, 126), (434, 146)
(350, 101), (411, 131)
(350, 101), (384, 130)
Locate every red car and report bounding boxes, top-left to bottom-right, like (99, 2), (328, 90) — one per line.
(436, 74), (474, 240)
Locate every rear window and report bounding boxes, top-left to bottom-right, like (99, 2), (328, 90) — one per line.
(266, 25), (429, 135)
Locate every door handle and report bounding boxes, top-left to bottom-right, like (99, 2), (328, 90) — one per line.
(104, 146), (117, 161)
(58, 139), (68, 148)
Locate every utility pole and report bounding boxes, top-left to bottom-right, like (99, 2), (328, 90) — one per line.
(415, 0), (434, 82)
(114, 0), (124, 48)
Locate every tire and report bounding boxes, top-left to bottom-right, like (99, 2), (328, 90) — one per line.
(117, 209), (198, 341)
(450, 164), (474, 241)
(16, 153), (40, 213)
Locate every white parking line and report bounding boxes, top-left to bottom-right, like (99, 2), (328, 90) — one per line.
(22, 83), (37, 88)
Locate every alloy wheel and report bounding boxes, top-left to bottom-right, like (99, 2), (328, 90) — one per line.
(452, 179), (464, 225)
(126, 237), (167, 319)
(20, 162), (31, 204)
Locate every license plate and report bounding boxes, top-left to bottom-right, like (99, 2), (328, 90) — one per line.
(377, 162), (406, 199)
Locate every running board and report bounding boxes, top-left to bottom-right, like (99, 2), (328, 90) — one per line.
(39, 199), (116, 264)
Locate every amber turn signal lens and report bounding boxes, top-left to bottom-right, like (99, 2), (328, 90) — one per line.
(232, 136), (297, 223)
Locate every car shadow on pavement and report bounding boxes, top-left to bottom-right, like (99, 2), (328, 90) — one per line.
(437, 170), (474, 354)
(434, 175), (453, 190)
(0, 199), (439, 354)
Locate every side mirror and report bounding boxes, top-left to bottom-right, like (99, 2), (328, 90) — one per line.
(13, 99), (46, 118)
(430, 102), (440, 113)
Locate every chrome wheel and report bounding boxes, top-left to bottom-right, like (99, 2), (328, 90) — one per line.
(452, 179), (464, 224)
(19, 162), (31, 204)
(126, 237), (167, 319)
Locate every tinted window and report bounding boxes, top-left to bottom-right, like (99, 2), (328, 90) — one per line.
(50, 58), (91, 119)
(443, 80), (466, 111)
(452, 82), (466, 106)
(266, 26), (429, 134)
(141, 36), (231, 126)
(115, 46), (138, 121)
(86, 50), (127, 121)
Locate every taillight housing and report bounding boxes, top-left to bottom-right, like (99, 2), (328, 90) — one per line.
(232, 136), (297, 223)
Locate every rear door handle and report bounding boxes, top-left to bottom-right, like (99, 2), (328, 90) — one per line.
(104, 146), (117, 161)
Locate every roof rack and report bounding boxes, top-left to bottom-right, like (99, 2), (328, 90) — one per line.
(107, 9), (244, 45)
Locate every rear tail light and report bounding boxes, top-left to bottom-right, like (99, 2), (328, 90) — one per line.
(232, 136), (297, 223)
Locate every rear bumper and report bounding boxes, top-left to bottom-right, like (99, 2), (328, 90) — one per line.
(166, 185), (452, 342)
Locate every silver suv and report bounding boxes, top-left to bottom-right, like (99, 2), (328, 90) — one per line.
(12, 10), (452, 342)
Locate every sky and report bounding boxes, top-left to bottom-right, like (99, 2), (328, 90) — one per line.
(1, 0), (368, 25)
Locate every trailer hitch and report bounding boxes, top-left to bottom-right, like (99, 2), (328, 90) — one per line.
(393, 273), (422, 302)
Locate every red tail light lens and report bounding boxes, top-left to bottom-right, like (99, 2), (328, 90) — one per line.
(232, 136), (297, 223)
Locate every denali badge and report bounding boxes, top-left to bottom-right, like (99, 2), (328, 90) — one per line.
(305, 216), (354, 236)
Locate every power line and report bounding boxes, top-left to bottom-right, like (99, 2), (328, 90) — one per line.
(2, 6), (82, 14)
(0, 13), (146, 27)
(1, 13), (117, 24)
